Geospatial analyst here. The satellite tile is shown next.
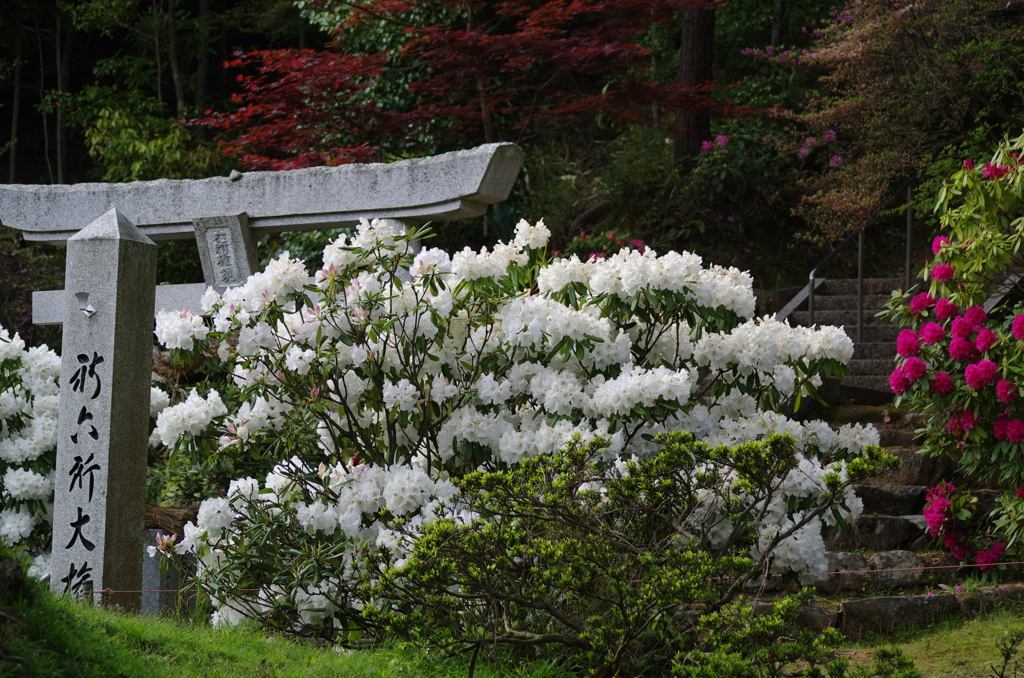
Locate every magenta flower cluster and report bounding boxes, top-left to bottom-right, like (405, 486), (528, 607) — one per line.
(924, 482), (953, 535)
(964, 360), (998, 389)
(993, 415), (1024, 442)
(981, 162), (1011, 180)
(923, 483), (1006, 568)
(700, 135), (729, 152)
(891, 295), (1024, 449)
(931, 263), (955, 281)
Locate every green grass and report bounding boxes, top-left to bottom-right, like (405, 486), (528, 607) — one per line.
(842, 606), (1024, 677)
(7, 548), (1024, 678)
(1, 584), (577, 678)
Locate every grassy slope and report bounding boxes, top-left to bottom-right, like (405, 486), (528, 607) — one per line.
(843, 607), (1024, 678)
(1, 588), (574, 678)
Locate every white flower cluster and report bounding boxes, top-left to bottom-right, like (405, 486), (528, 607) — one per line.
(154, 218), (879, 628)
(155, 308), (209, 351)
(0, 330), (59, 548)
(153, 389), (228, 447)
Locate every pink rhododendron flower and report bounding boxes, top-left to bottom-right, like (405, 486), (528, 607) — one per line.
(975, 327), (997, 352)
(903, 357), (927, 382)
(1016, 487), (1024, 500)
(963, 158), (975, 171)
(1009, 419), (1024, 443)
(997, 379), (1018, 404)
(896, 329), (920, 357)
(715, 135), (729, 147)
(964, 306), (987, 325)
(829, 154), (843, 167)
(1013, 314), (1024, 340)
(949, 336), (972, 361)
(930, 371), (954, 394)
(965, 360), (998, 389)
(943, 532), (969, 561)
(951, 316), (976, 338)
(935, 298), (958, 321)
(919, 322), (946, 345)
(995, 415), (1010, 440)
(889, 367), (911, 394)
(932, 236), (951, 254)
(924, 494), (949, 535)
(932, 263), (955, 281)
(700, 140), (713, 152)
(822, 129), (837, 142)
(948, 410), (976, 437)
(909, 293), (935, 314)
(977, 549), (1001, 572)
(982, 162), (1011, 180)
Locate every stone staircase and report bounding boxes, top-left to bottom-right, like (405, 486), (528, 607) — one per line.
(751, 405), (1016, 637)
(779, 277), (904, 395)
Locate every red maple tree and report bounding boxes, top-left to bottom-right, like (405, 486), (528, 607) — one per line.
(196, 0), (725, 170)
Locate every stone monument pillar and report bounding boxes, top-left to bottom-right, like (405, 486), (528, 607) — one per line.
(50, 208), (156, 609)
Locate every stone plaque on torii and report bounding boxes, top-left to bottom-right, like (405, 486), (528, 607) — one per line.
(0, 142), (525, 608)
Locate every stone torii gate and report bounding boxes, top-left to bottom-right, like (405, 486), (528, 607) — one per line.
(2, 142), (525, 324)
(0, 142), (524, 609)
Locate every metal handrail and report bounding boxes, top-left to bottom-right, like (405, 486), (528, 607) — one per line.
(807, 175), (916, 344)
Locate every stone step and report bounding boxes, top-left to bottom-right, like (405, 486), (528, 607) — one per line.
(854, 484), (927, 515)
(848, 358), (897, 376)
(763, 582), (1024, 639)
(825, 514), (927, 552)
(852, 342), (897, 360)
(803, 294), (893, 312)
(862, 446), (957, 486)
(818, 549), (960, 595)
(879, 428), (917, 447)
(837, 324), (900, 343)
(789, 310), (891, 328)
(821, 278), (905, 296)
(840, 374), (891, 393)
(842, 593), (960, 638)
(827, 405), (909, 425)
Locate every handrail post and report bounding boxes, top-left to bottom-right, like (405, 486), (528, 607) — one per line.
(905, 181), (913, 291)
(857, 229), (864, 344)
(809, 272), (816, 325)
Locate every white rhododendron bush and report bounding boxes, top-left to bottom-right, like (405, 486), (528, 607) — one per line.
(149, 218), (882, 632)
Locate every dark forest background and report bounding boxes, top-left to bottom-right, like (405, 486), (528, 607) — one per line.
(3, 0), (1023, 348)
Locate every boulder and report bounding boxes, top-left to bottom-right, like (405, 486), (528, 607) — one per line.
(853, 485), (927, 515)
(817, 552), (868, 593)
(841, 594), (960, 637)
(872, 550), (924, 587)
(827, 515), (918, 551)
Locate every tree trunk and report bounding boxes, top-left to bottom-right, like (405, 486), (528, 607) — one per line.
(8, 38), (21, 183)
(771, 0), (788, 47)
(194, 0), (210, 112)
(674, 8), (716, 167)
(154, 2), (163, 106)
(651, 24), (660, 127)
(144, 505), (198, 535)
(36, 26), (54, 183)
(167, 0), (185, 119)
(55, 13), (74, 184)
(467, 3), (495, 143)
